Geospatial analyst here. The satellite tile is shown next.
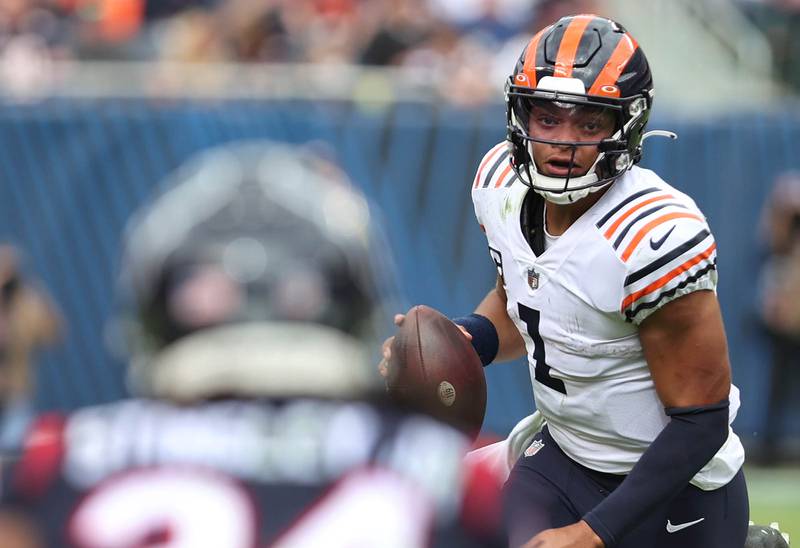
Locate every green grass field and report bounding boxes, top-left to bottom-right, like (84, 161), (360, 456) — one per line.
(746, 464), (800, 543)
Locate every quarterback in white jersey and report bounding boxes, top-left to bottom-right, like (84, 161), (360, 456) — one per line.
(453, 14), (749, 548)
(473, 150), (744, 483)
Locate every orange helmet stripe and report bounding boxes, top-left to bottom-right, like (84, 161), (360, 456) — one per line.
(521, 27), (548, 87)
(588, 33), (639, 96)
(555, 15), (594, 78)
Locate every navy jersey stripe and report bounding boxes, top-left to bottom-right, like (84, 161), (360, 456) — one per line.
(505, 173), (520, 187)
(624, 228), (711, 286)
(482, 151), (510, 188)
(624, 260), (717, 321)
(612, 202), (687, 250)
(596, 187), (659, 228)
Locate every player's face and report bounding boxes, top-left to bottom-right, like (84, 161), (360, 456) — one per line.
(527, 102), (616, 178)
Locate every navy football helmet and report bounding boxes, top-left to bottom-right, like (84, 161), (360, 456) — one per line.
(115, 141), (398, 401)
(506, 14), (674, 204)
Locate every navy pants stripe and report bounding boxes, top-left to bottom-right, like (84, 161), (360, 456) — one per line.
(503, 426), (749, 547)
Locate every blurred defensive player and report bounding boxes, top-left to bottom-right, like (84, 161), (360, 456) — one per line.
(433, 14), (748, 547)
(0, 142), (503, 547)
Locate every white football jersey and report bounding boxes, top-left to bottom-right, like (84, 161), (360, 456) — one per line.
(471, 143), (744, 489)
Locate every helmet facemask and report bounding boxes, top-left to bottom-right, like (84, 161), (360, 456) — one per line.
(506, 78), (651, 204)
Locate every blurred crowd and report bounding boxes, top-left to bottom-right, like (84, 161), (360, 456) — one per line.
(756, 171), (800, 463)
(0, 0), (600, 62)
(6, 1), (800, 99)
(739, 0), (800, 91)
(0, 0), (599, 101)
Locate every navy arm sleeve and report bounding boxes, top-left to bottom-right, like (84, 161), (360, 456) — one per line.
(582, 399), (730, 547)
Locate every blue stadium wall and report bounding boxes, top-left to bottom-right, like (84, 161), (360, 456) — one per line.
(0, 99), (796, 445)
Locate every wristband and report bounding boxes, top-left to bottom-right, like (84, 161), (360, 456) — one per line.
(451, 313), (499, 367)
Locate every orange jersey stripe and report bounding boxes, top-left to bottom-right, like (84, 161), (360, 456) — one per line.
(603, 194), (674, 240)
(621, 212), (703, 262)
(473, 143), (505, 189)
(621, 242), (717, 312)
(494, 162), (514, 188)
(588, 34), (638, 95)
(555, 15), (594, 78)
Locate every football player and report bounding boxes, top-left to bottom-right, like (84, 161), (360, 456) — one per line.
(434, 14), (748, 548)
(0, 142), (504, 547)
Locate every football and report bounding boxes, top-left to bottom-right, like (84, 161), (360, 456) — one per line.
(387, 305), (487, 437)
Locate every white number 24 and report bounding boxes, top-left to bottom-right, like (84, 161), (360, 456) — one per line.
(69, 467), (434, 548)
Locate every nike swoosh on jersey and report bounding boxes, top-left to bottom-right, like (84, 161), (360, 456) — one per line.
(649, 225), (676, 250)
(666, 517), (705, 533)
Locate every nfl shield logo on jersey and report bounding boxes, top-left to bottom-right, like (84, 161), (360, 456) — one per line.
(524, 439), (545, 457)
(527, 268), (539, 290)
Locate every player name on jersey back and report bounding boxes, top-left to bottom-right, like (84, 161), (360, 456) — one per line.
(9, 399), (502, 548)
(46, 398), (466, 501)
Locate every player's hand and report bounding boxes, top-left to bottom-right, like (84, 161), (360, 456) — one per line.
(455, 323), (473, 341)
(378, 314), (405, 378)
(521, 521), (604, 548)
(377, 312), (472, 379)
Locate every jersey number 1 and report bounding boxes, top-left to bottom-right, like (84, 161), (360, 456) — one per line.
(518, 303), (567, 395)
